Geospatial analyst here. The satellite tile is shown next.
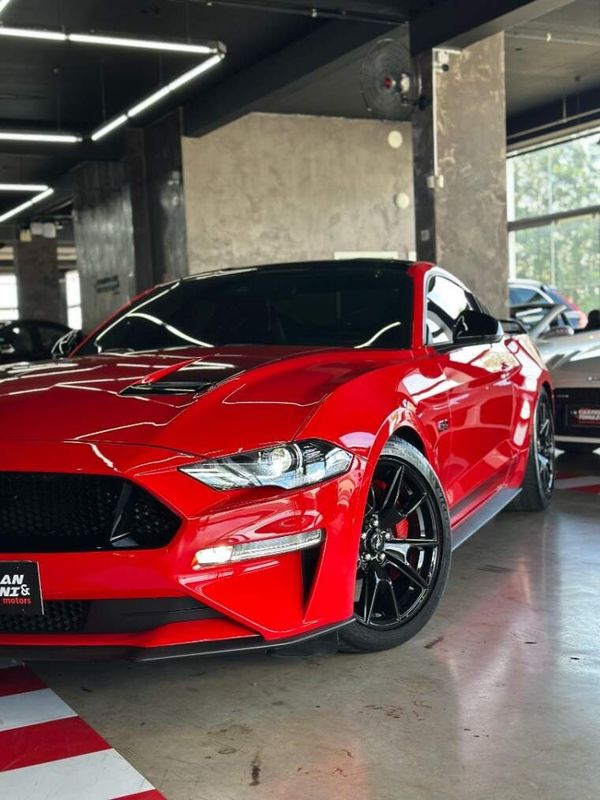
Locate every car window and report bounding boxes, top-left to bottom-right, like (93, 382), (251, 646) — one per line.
(509, 286), (545, 306)
(543, 287), (570, 306)
(80, 264), (414, 354)
(37, 324), (67, 353)
(426, 275), (476, 345)
(0, 324), (35, 357)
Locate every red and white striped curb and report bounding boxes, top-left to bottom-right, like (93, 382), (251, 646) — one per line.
(0, 660), (165, 800)
(555, 473), (600, 495)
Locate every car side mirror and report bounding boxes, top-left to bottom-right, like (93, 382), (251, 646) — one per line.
(52, 329), (84, 358)
(453, 309), (503, 344)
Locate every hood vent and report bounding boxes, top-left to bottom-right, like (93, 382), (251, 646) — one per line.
(120, 358), (244, 397)
(122, 380), (215, 396)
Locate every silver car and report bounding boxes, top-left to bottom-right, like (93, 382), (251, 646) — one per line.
(550, 344), (600, 454)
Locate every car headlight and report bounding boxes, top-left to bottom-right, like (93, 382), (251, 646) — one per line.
(179, 439), (352, 490)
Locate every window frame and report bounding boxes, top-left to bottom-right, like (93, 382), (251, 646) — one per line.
(423, 270), (489, 351)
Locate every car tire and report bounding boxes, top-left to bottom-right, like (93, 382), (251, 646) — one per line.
(508, 389), (555, 512)
(338, 439), (451, 654)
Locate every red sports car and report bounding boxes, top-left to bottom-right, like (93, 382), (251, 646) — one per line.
(0, 260), (555, 659)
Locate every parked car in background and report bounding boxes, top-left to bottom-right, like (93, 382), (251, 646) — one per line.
(511, 302), (600, 360)
(509, 278), (588, 330)
(0, 320), (71, 365)
(551, 344), (600, 454)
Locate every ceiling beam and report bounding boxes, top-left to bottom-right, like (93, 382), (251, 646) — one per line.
(410, 0), (575, 54)
(184, 19), (396, 138)
(507, 84), (600, 148)
(182, 0), (408, 25)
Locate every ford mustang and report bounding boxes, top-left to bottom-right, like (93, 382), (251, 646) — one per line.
(0, 260), (555, 659)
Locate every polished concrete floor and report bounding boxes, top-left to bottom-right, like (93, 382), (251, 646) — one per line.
(34, 452), (600, 800)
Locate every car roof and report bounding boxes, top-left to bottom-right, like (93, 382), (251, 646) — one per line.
(179, 258), (414, 283)
(509, 278), (544, 288)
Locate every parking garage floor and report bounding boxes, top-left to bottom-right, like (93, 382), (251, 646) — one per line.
(6, 452), (600, 800)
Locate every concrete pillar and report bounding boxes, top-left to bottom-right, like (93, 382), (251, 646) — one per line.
(128, 111), (188, 285)
(412, 34), (508, 316)
(14, 236), (61, 322)
(73, 160), (137, 331)
(73, 111), (187, 331)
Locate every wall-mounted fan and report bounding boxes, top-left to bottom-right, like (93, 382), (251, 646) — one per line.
(361, 39), (424, 121)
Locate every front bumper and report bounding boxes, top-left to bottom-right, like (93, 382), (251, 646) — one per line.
(555, 388), (600, 444)
(0, 439), (366, 658)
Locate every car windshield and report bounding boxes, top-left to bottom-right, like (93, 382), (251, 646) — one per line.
(79, 262), (414, 354)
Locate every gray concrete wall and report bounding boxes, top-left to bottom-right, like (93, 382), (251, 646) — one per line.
(14, 237), (61, 322)
(182, 113), (415, 273)
(413, 35), (509, 316)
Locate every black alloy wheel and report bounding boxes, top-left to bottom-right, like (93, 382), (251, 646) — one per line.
(535, 391), (555, 499)
(509, 389), (556, 512)
(339, 439), (451, 653)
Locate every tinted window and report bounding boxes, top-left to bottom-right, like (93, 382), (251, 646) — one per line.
(80, 264), (413, 354)
(509, 286), (546, 306)
(0, 324), (35, 358)
(543, 287), (570, 306)
(426, 275), (476, 345)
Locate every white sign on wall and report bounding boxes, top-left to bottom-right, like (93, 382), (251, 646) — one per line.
(334, 251), (399, 260)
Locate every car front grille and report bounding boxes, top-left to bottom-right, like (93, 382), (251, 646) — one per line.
(555, 388), (600, 439)
(0, 472), (180, 552)
(0, 597), (221, 635)
(0, 600), (88, 634)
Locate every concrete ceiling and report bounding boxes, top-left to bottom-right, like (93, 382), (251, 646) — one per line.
(0, 0), (596, 222)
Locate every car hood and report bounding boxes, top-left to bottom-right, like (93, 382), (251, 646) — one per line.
(537, 328), (600, 360)
(0, 345), (409, 457)
(549, 343), (600, 388)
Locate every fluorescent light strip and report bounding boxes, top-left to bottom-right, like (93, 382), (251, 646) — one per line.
(0, 183), (49, 192)
(91, 113), (128, 142)
(0, 187), (54, 223)
(0, 26), (66, 41)
(0, 131), (82, 143)
(0, 23), (225, 143)
(168, 54), (224, 90)
(0, 26), (218, 55)
(68, 32), (217, 55)
(0, 0), (14, 14)
(127, 85), (172, 118)
(91, 52), (224, 140)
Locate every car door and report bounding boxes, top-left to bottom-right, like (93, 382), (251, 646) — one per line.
(426, 273), (519, 519)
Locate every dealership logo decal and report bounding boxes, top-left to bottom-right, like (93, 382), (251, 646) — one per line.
(0, 573), (32, 606)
